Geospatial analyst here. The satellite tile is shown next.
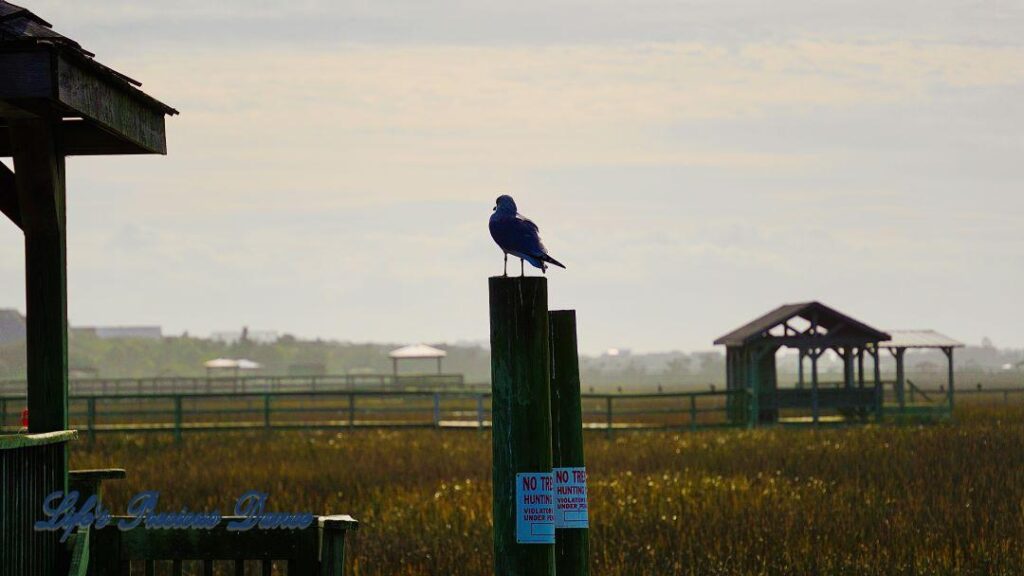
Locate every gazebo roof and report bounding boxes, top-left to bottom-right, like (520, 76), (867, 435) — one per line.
(389, 344), (447, 359)
(714, 301), (890, 347)
(878, 330), (963, 349)
(204, 358), (262, 370)
(0, 0), (176, 155)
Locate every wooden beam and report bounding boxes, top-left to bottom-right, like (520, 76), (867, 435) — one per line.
(11, 117), (68, 433)
(0, 48), (169, 155)
(55, 53), (168, 154)
(0, 160), (21, 229)
(0, 120), (158, 156)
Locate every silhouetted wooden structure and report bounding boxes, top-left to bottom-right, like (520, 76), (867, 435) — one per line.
(878, 330), (963, 415)
(0, 3), (357, 574)
(715, 302), (891, 425)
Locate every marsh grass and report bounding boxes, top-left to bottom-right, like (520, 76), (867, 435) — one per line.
(72, 405), (1024, 575)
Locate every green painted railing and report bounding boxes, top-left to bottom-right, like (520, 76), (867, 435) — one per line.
(88, 515), (357, 576)
(0, 390), (750, 438)
(0, 430), (76, 576)
(0, 373), (467, 397)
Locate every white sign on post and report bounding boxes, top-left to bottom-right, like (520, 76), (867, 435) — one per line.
(553, 466), (588, 529)
(515, 472), (555, 544)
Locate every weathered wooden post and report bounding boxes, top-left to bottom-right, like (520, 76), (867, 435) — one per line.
(489, 277), (555, 576)
(549, 310), (590, 576)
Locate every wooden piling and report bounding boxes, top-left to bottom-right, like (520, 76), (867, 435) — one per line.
(549, 310), (589, 576)
(489, 277), (555, 576)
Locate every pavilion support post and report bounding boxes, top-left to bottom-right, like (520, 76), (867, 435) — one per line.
(810, 349), (819, 425)
(943, 347), (954, 414)
(11, 117), (68, 441)
(891, 348), (906, 412)
(842, 347), (854, 390)
(489, 277), (555, 576)
(437, 357), (442, 375)
(857, 348), (865, 388)
(797, 350), (805, 389)
(872, 346), (882, 421)
(747, 347), (760, 429)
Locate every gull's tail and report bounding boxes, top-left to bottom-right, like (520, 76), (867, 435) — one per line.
(542, 254), (566, 269)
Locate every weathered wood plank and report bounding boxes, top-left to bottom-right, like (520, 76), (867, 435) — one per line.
(55, 53), (168, 154)
(0, 49), (53, 101)
(0, 49), (170, 154)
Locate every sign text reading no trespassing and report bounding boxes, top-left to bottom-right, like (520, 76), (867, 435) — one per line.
(553, 467), (588, 529)
(515, 472), (555, 544)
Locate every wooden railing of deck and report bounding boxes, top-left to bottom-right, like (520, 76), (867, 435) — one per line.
(0, 430), (76, 576)
(87, 515), (357, 576)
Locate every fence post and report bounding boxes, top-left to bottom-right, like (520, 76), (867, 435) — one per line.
(549, 310), (589, 576)
(348, 393), (355, 427)
(489, 276), (555, 576)
(477, 394), (485, 430)
(433, 393), (441, 428)
(87, 397), (96, 443)
(605, 397), (613, 438)
(263, 394), (272, 431)
(689, 395), (697, 432)
(173, 396), (183, 444)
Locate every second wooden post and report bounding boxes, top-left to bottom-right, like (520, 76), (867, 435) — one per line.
(489, 276), (555, 576)
(550, 310), (590, 576)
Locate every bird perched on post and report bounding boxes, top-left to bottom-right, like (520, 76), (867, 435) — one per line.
(489, 195), (566, 276)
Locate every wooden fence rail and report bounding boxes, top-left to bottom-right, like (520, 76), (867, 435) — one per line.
(0, 390), (751, 439)
(0, 373), (468, 397)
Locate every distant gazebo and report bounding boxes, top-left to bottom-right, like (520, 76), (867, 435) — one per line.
(715, 302), (890, 425)
(389, 344), (447, 376)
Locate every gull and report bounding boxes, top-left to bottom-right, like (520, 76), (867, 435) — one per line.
(489, 195), (566, 276)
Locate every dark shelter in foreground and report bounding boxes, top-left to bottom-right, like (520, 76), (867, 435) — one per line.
(715, 302), (891, 425)
(0, 3), (357, 575)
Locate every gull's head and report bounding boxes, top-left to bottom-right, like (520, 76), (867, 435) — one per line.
(494, 195), (517, 214)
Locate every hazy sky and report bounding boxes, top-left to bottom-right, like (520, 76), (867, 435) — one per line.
(1, 1), (1021, 353)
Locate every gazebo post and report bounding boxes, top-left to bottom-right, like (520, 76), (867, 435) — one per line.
(12, 117), (69, 440)
(872, 346), (882, 420)
(890, 348), (906, 412)
(943, 347), (954, 413)
(810, 349), (819, 425)
(842, 347), (854, 390)
(857, 348), (864, 388)
(436, 356), (442, 375)
(797, 349), (805, 389)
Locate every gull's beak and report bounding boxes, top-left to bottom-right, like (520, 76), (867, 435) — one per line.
(492, 206), (496, 212)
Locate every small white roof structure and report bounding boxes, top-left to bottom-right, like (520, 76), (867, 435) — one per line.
(878, 330), (964, 349)
(388, 344), (447, 359)
(204, 358), (263, 370)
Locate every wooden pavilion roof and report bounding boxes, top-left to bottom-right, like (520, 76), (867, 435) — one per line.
(714, 301), (890, 347)
(0, 0), (176, 155)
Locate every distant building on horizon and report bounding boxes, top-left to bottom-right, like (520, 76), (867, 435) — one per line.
(0, 309), (26, 344)
(74, 326), (163, 340)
